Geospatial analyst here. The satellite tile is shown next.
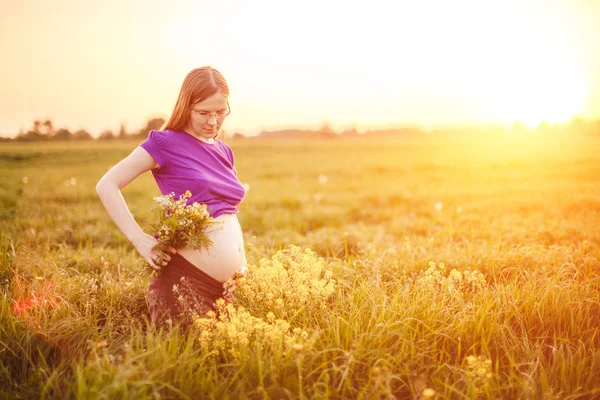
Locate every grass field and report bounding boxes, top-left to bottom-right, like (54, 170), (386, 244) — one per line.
(1, 135), (599, 399)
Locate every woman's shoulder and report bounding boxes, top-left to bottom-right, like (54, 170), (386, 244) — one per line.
(148, 129), (186, 147)
(216, 138), (234, 153)
(216, 138), (233, 151)
(149, 128), (174, 139)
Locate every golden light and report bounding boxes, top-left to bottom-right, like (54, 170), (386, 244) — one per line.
(473, 7), (588, 130)
(480, 38), (588, 128)
(0, 0), (597, 135)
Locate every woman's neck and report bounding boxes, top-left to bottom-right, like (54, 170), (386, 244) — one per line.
(197, 136), (215, 144)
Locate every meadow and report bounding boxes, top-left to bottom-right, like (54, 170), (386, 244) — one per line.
(1, 134), (599, 399)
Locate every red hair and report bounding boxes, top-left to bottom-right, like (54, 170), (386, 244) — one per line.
(162, 66), (230, 139)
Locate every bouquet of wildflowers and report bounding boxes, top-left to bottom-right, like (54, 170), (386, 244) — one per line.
(148, 190), (221, 276)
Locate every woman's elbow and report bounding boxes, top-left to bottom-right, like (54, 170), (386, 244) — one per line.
(95, 176), (115, 194)
(95, 182), (106, 196)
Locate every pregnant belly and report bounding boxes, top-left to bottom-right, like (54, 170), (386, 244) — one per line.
(176, 213), (247, 283)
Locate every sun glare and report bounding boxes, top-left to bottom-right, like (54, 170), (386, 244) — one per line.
(2, 0), (595, 136)
(463, 2), (590, 128)
(486, 57), (587, 127)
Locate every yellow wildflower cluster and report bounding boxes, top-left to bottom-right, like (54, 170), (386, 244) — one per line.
(233, 245), (336, 319)
(464, 355), (494, 392)
(193, 298), (312, 361)
(149, 190), (221, 270)
(417, 262), (486, 294)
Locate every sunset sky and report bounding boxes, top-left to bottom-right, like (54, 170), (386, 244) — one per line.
(1, 0), (599, 137)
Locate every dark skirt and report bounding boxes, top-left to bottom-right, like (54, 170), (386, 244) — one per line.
(145, 252), (231, 330)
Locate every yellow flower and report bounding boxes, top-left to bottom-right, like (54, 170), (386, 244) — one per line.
(292, 343), (303, 353)
(417, 262), (486, 295)
(464, 354), (494, 389)
(233, 246), (336, 321)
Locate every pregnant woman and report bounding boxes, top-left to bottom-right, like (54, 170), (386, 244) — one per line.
(96, 66), (247, 329)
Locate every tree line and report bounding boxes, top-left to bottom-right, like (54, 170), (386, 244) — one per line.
(2, 116), (600, 143)
(0, 118), (166, 142)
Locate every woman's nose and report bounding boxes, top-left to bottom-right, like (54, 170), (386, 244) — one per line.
(207, 116), (217, 126)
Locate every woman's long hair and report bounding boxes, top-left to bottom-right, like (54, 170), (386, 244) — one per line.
(161, 66), (230, 139)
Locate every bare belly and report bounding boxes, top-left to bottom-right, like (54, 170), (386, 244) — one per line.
(176, 213), (247, 283)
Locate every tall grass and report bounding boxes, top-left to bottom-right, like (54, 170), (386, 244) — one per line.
(1, 135), (599, 399)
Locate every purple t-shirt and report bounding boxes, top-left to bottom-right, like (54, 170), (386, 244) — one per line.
(139, 129), (246, 217)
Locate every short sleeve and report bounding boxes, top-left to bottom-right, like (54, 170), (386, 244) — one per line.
(139, 130), (165, 169)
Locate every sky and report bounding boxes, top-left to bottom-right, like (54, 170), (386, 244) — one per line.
(1, 0), (599, 137)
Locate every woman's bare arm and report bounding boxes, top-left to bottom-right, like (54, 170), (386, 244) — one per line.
(96, 147), (174, 268)
(95, 147), (157, 243)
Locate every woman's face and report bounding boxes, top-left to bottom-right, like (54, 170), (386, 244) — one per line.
(185, 90), (229, 140)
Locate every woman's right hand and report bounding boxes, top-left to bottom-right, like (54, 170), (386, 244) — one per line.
(132, 232), (177, 271)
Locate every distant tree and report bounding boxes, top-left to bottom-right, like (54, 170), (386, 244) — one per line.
(118, 123), (128, 139)
(73, 129), (93, 140)
(136, 117), (166, 138)
(537, 121), (550, 136)
(32, 120), (42, 134)
(14, 131), (25, 141)
(341, 127), (359, 137)
(16, 131), (46, 141)
(53, 128), (72, 141)
(318, 122), (336, 138)
(42, 119), (54, 136)
(98, 130), (115, 140)
(232, 132), (245, 139)
(566, 116), (592, 136)
(18, 119), (52, 141)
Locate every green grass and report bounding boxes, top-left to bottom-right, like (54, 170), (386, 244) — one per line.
(1, 135), (599, 399)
